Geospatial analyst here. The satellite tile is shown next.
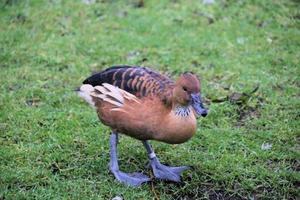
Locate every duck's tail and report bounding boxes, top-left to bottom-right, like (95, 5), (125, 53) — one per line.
(77, 84), (96, 108)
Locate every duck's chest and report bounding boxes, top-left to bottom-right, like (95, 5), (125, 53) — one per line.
(155, 106), (197, 144)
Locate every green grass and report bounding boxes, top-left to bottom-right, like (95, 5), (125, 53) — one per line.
(0, 0), (299, 199)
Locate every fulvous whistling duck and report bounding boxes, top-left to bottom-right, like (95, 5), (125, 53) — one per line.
(78, 66), (208, 186)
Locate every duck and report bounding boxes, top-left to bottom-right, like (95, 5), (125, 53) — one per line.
(78, 65), (208, 186)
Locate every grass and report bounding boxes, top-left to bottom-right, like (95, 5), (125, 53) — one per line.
(0, 0), (299, 199)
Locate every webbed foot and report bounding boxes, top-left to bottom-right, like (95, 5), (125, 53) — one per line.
(109, 133), (150, 187)
(111, 170), (150, 187)
(150, 157), (189, 182)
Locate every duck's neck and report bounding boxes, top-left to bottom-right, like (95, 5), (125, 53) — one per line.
(173, 105), (191, 117)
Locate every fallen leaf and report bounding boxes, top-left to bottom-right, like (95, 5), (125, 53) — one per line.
(261, 142), (272, 150)
(202, 0), (215, 5)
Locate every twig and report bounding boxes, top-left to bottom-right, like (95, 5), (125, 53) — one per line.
(150, 180), (160, 200)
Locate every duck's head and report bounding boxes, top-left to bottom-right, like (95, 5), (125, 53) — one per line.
(173, 72), (208, 117)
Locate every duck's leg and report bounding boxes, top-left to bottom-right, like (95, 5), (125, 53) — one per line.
(142, 141), (190, 182)
(109, 132), (150, 187)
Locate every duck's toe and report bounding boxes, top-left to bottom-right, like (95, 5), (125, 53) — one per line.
(150, 159), (190, 182)
(169, 165), (190, 174)
(112, 170), (151, 187)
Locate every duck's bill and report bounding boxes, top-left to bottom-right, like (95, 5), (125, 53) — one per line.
(191, 93), (208, 117)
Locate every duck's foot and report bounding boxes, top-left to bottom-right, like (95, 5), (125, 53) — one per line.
(143, 140), (190, 182)
(111, 170), (151, 187)
(150, 157), (190, 182)
(109, 132), (150, 187)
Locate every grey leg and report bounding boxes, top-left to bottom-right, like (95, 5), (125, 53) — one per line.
(116, 133), (119, 144)
(109, 132), (150, 187)
(142, 141), (190, 182)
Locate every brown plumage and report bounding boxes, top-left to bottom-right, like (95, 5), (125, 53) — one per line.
(83, 66), (174, 105)
(80, 66), (205, 144)
(78, 65), (208, 186)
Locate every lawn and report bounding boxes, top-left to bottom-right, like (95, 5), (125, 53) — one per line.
(0, 0), (299, 199)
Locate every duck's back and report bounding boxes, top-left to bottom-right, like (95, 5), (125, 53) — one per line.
(83, 66), (174, 102)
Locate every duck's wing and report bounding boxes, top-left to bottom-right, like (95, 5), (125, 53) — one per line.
(79, 83), (162, 140)
(83, 66), (174, 104)
(78, 83), (140, 109)
(92, 83), (141, 108)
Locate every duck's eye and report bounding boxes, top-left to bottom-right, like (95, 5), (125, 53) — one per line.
(182, 87), (188, 92)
